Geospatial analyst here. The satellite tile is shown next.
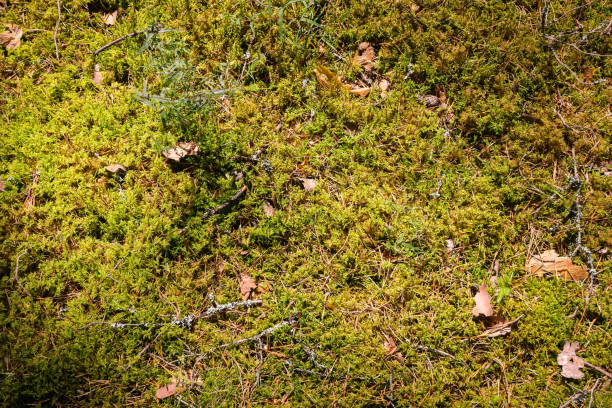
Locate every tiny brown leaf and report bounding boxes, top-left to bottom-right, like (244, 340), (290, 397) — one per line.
(383, 334), (405, 363)
(0, 179), (5, 192)
(526, 250), (588, 281)
(263, 200), (275, 217)
(102, 10), (118, 26)
(472, 284), (493, 317)
(557, 341), (585, 379)
(155, 380), (184, 399)
(239, 273), (257, 301)
(300, 178), (316, 192)
(93, 64), (103, 85)
(479, 315), (522, 338)
(104, 164), (127, 173)
(162, 142), (200, 162)
(0, 23), (23, 50)
(353, 42), (376, 70)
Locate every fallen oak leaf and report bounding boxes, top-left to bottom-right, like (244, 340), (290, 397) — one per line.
(0, 23), (23, 50)
(162, 142), (200, 162)
(472, 284), (493, 317)
(526, 250), (588, 281)
(239, 273), (257, 301)
(557, 341), (585, 379)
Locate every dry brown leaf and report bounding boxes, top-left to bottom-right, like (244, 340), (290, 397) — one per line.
(353, 42), (376, 70)
(377, 79), (390, 92)
(162, 142), (200, 162)
(0, 23), (23, 50)
(526, 250), (588, 281)
(479, 315), (522, 338)
(155, 380), (184, 399)
(557, 341), (585, 379)
(383, 334), (405, 363)
(93, 64), (103, 85)
(239, 273), (257, 301)
(409, 2), (420, 13)
(263, 200), (275, 217)
(420, 94), (441, 108)
(348, 86), (370, 97)
(300, 177), (316, 192)
(102, 10), (118, 26)
(0, 179), (5, 192)
(472, 284), (493, 317)
(104, 164), (127, 173)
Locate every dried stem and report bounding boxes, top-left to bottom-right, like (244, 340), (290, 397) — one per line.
(54, 0), (61, 61)
(214, 316), (298, 350)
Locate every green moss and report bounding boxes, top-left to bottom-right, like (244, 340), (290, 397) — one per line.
(1, 0), (611, 406)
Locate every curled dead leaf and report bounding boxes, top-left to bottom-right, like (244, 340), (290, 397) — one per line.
(383, 334), (405, 363)
(348, 85), (370, 97)
(353, 42), (376, 70)
(263, 200), (275, 217)
(557, 341), (585, 379)
(104, 164), (127, 173)
(377, 79), (390, 92)
(93, 64), (103, 85)
(0, 23), (23, 50)
(419, 94), (441, 108)
(102, 10), (118, 26)
(526, 250), (588, 281)
(299, 177), (316, 192)
(472, 284), (493, 317)
(155, 380), (184, 399)
(239, 273), (257, 301)
(162, 142), (200, 162)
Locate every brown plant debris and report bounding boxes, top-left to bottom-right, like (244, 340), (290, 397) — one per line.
(263, 200), (275, 217)
(93, 64), (103, 85)
(104, 164), (127, 173)
(526, 250), (588, 281)
(239, 273), (257, 301)
(0, 23), (22, 50)
(383, 333), (405, 363)
(162, 142), (200, 162)
(102, 10), (118, 26)
(472, 284), (493, 317)
(557, 341), (585, 379)
(353, 42), (376, 70)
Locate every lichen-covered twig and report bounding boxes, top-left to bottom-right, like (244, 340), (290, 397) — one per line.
(79, 299), (262, 330)
(214, 316), (298, 350)
(567, 148), (598, 295)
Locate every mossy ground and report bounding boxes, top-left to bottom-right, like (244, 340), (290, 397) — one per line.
(1, 0), (611, 406)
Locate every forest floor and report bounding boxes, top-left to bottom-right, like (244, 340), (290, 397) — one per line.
(1, 0), (611, 406)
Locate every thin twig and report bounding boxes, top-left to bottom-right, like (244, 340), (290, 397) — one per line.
(79, 299), (262, 330)
(92, 30), (144, 56)
(202, 185), (248, 219)
(13, 248), (31, 296)
(53, 0), (61, 61)
(214, 317), (298, 350)
(584, 362), (612, 379)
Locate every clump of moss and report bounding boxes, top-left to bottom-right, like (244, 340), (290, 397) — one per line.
(1, 0), (610, 406)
